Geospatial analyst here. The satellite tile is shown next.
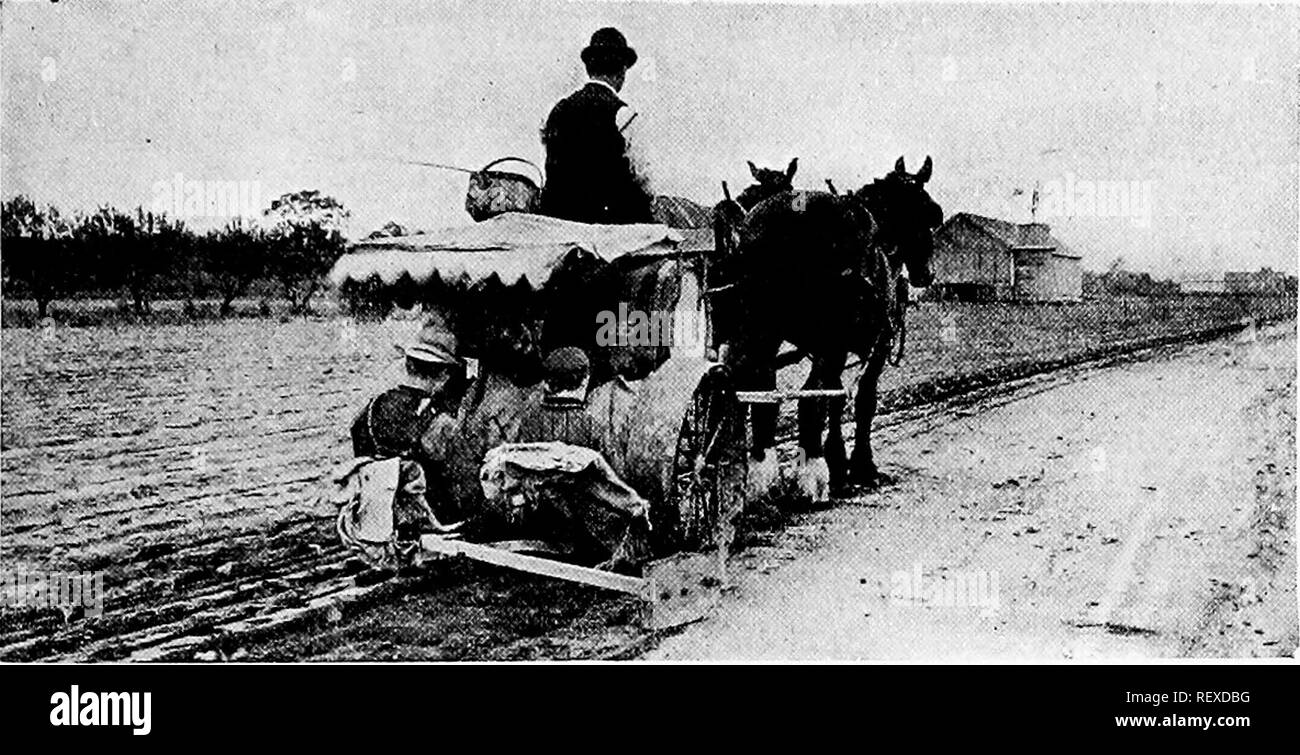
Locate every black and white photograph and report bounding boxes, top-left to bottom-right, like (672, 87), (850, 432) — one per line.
(1, 0), (1296, 699)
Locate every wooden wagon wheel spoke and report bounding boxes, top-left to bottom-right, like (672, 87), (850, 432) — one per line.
(631, 360), (747, 555)
(674, 393), (715, 543)
(675, 469), (704, 534)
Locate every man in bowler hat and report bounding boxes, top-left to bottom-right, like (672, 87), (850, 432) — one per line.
(540, 27), (654, 225)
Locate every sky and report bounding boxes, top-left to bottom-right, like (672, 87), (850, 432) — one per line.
(2, 0), (1296, 277)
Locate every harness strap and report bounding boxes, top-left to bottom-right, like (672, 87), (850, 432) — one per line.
(873, 242), (907, 367)
(891, 293), (907, 366)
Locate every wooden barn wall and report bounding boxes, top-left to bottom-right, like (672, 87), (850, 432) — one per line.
(932, 218), (1012, 290)
(1054, 256), (1083, 301)
(1013, 250), (1083, 301)
(1013, 248), (1051, 300)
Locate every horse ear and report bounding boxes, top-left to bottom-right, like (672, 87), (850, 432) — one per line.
(748, 161), (761, 180)
(916, 156), (933, 184)
(786, 158), (799, 180)
(894, 156), (906, 174)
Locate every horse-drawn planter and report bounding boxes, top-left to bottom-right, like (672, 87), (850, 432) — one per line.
(329, 213), (751, 627)
(326, 155), (943, 628)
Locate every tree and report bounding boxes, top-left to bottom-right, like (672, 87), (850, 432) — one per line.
(148, 211), (192, 312)
(1, 195), (65, 319)
(261, 190), (349, 315)
(201, 218), (267, 316)
(366, 220), (409, 239)
(80, 206), (179, 317)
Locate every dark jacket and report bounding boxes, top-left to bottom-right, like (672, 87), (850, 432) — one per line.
(516, 395), (602, 450)
(352, 384), (464, 521)
(350, 385), (431, 459)
(540, 82), (653, 225)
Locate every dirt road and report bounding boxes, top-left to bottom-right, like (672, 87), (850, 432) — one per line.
(648, 321), (1297, 660)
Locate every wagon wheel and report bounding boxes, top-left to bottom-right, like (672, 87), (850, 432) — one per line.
(656, 365), (747, 553)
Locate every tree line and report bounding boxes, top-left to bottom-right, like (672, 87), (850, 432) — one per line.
(0, 190), (351, 320)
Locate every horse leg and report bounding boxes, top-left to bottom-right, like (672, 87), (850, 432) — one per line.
(738, 337), (782, 497)
(737, 338), (779, 460)
(795, 350), (847, 501)
(797, 350), (849, 465)
(825, 392), (848, 493)
(848, 329), (893, 486)
(723, 328), (775, 458)
(820, 352), (849, 493)
(797, 354), (828, 459)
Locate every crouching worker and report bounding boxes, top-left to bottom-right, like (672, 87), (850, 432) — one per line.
(329, 324), (467, 570)
(479, 347), (652, 573)
(517, 347), (601, 448)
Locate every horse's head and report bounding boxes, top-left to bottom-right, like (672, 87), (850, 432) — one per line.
(737, 158), (798, 210)
(855, 156), (943, 287)
(748, 157), (798, 190)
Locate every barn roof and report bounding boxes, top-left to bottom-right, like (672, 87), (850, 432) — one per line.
(954, 213), (1082, 259)
(1051, 239), (1083, 260)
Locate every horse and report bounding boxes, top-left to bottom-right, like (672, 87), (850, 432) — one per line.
(737, 158), (798, 210)
(714, 155), (943, 496)
(650, 156), (798, 232)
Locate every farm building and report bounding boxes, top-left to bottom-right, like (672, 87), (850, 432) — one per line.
(1087, 269), (1181, 297)
(1224, 267), (1296, 295)
(1174, 274), (1227, 294)
(930, 213), (1083, 302)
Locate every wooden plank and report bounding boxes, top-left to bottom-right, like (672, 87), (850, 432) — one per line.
(419, 536), (647, 596)
(736, 389), (847, 404)
(482, 540), (574, 556)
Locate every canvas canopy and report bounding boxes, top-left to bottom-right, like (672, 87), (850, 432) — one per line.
(330, 212), (684, 292)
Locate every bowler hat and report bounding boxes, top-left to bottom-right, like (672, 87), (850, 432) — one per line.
(581, 27), (637, 69)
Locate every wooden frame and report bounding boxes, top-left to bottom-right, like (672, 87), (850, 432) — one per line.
(735, 388), (847, 404)
(419, 535), (724, 630)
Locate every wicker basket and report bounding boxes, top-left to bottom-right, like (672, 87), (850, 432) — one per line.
(465, 157), (544, 221)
